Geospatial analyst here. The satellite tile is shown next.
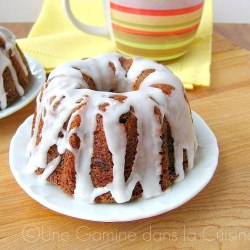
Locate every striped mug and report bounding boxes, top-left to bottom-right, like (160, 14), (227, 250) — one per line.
(63, 0), (205, 61)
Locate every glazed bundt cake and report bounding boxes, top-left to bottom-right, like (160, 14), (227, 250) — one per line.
(0, 27), (30, 110)
(27, 53), (198, 203)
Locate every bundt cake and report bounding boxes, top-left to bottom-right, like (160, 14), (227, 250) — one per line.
(0, 27), (30, 110)
(27, 53), (198, 203)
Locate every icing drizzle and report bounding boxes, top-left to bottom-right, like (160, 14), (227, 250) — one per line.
(27, 53), (198, 203)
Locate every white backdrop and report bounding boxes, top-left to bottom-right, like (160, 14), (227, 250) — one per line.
(0, 0), (250, 23)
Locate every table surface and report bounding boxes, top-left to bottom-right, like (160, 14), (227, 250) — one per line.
(0, 23), (250, 250)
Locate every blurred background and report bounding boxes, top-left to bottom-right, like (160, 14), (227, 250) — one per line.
(0, 0), (250, 23)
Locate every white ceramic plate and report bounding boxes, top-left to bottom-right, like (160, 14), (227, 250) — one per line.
(0, 55), (46, 119)
(9, 111), (219, 222)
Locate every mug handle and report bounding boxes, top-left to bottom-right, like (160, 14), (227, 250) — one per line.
(62, 0), (109, 37)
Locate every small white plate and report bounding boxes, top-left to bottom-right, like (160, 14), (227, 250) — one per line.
(0, 55), (46, 119)
(9, 111), (219, 222)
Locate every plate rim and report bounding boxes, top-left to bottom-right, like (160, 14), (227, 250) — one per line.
(9, 111), (219, 222)
(0, 54), (46, 119)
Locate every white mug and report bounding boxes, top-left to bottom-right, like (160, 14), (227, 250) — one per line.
(63, 0), (205, 61)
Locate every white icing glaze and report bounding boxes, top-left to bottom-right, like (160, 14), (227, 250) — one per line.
(0, 27), (28, 110)
(27, 53), (198, 203)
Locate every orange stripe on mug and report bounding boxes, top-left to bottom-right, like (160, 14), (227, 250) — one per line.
(110, 2), (204, 16)
(112, 22), (200, 36)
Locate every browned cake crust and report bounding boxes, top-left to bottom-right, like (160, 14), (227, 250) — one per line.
(2, 49), (30, 108)
(2, 67), (19, 105)
(0, 38), (30, 109)
(0, 36), (5, 48)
